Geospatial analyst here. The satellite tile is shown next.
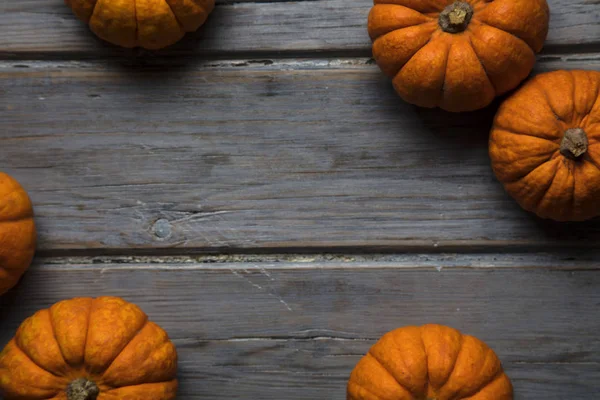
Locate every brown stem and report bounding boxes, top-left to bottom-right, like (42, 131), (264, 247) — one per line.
(560, 128), (588, 160)
(66, 378), (100, 400)
(439, 2), (474, 33)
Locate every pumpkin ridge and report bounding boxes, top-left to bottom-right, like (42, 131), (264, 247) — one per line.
(499, 152), (558, 185)
(439, 41), (453, 98)
(0, 214), (33, 224)
(534, 80), (567, 123)
(581, 91), (600, 129)
(471, 18), (537, 54)
(162, 0), (186, 33)
(388, 328), (428, 398)
(46, 308), (71, 370)
(465, 34), (497, 95)
(449, 337), (502, 399)
(469, 20), (537, 96)
(369, 4), (436, 41)
(90, 0), (100, 24)
(582, 158), (600, 174)
(503, 160), (559, 212)
(374, 0), (445, 14)
(79, 298), (94, 372)
(462, 370), (506, 400)
(12, 336), (63, 380)
(0, 191), (34, 220)
(379, 20), (437, 40)
(97, 318), (150, 378)
(133, 0), (139, 47)
(0, 188), (20, 209)
(569, 70), (579, 123)
(438, 333), (466, 395)
(365, 351), (407, 393)
(434, 37), (451, 108)
(476, 0), (549, 52)
(83, 298), (148, 372)
(493, 107), (563, 142)
(417, 326), (432, 396)
(103, 336), (175, 388)
(531, 158), (565, 212)
(493, 128), (559, 149)
(88, 0), (101, 26)
(475, 348), (505, 394)
(374, 23), (438, 77)
(101, 378), (177, 397)
(347, 380), (386, 400)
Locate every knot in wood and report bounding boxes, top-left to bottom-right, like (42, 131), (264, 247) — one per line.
(152, 218), (172, 240)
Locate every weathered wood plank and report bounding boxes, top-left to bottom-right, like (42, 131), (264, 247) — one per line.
(1, 0), (599, 57)
(2, 56), (600, 252)
(1, 263), (599, 399)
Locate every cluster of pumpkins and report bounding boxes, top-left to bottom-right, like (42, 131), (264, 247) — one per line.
(1, 173), (513, 399)
(1, 0), (598, 399)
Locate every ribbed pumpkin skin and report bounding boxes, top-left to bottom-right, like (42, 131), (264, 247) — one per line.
(368, 0), (549, 112)
(65, 0), (216, 50)
(490, 70), (600, 222)
(0, 172), (36, 296)
(0, 297), (178, 400)
(347, 324), (513, 400)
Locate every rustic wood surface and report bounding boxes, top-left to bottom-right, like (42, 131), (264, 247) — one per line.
(1, 0), (599, 56)
(2, 56), (600, 252)
(1, 0), (599, 398)
(1, 261), (599, 399)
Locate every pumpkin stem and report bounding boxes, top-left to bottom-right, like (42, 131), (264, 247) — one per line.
(66, 378), (100, 400)
(561, 128), (588, 160)
(439, 2), (473, 33)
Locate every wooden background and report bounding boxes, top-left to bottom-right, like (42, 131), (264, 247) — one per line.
(1, 0), (599, 398)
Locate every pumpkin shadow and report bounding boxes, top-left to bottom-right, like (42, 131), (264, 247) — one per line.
(525, 213), (600, 247)
(409, 97), (502, 148)
(0, 273), (29, 345)
(0, 286), (20, 323)
(85, 11), (219, 77)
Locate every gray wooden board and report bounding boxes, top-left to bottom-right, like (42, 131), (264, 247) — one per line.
(1, 56), (600, 252)
(0, 262), (599, 399)
(1, 0), (599, 57)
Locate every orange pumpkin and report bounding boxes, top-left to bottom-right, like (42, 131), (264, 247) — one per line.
(368, 0), (549, 112)
(348, 324), (513, 400)
(490, 70), (600, 222)
(0, 172), (36, 296)
(65, 0), (215, 50)
(0, 297), (178, 400)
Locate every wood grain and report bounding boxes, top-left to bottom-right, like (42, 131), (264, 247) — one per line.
(1, 0), (599, 57)
(2, 57), (600, 253)
(1, 262), (599, 399)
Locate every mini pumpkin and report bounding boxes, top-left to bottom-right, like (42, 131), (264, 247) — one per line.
(490, 70), (600, 222)
(368, 0), (549, 112)
(0, 297), (178, 400)
(0, 172), (36, 296)
(348, 324), (513, 400)
(65, 0), (215, 50)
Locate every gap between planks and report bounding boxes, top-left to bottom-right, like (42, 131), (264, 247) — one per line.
(33, 252), (600, 270)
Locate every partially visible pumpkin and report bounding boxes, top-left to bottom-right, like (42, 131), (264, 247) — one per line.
(490, 70), (600, 222)
(65, 0), (216, 50)
(348, 324), (513, 400)
(0, 297), (178, 400)
(0, 172), (36, 296)
(368, 0), (549, 112)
